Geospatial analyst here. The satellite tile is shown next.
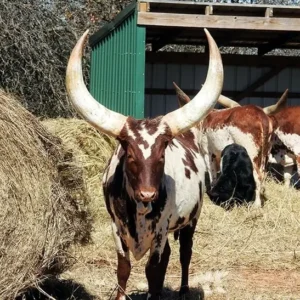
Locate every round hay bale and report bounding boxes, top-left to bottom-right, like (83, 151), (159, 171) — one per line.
(42, 118), (117, 221)
(0, 90), (91, 299)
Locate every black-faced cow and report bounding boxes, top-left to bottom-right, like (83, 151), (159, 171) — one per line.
(66, 29), (224, 300)
(206, 143), (256, 208)
(173, 83), (278, 208)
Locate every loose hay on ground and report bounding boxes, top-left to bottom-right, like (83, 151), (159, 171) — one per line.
(0, 91), (91, 299)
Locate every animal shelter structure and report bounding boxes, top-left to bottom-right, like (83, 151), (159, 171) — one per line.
(89, 0), (300, 118)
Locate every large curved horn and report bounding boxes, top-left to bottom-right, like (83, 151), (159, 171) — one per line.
(173, 82), (191, 107)
(66, 30), (127, 137)
(263, 89), (288, 115)
(218, 94), (241, 108)
(163, 29), (224, 135)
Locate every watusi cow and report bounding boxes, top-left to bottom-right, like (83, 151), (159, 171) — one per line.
(173, 83), (281, 208)
(66, 29), (224, 300)
(206, 143), (256, 208)
(218, 91), (300, 187)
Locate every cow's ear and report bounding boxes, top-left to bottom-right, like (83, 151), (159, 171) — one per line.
(173, 82), (191, 107)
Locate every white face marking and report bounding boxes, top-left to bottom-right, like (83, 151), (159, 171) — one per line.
(126, 122), (167, 159)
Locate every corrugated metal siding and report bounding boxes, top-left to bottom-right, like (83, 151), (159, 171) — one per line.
(145, 63), (300, 117)
(90, 10), (145, 118)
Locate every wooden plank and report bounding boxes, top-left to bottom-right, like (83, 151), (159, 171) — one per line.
(235, 66), (285, 102)
(205, 5), (213, 16)
(138, 12), (300, 32)
(138, 2), (150, 12)
(145, 88), (300, 99)
(265, 7), (273, 18)
(146, 52), (300, 67)
(140, 0), (300, 12)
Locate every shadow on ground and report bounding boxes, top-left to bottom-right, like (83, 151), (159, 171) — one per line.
(128, 287), (205, 300)
(16, 277), (95, 300)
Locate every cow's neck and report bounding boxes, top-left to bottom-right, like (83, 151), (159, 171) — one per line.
(119, 175), (168, 260)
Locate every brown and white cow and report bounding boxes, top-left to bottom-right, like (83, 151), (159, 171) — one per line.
(219, 91), (300, 187)
(173, 83), (277, 208)
(66, 29), (223, 299)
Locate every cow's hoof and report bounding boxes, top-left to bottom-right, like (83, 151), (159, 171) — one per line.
(179, 285), (190, 298)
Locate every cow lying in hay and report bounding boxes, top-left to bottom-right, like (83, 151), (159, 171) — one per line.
(217, 91), (300, 187)
(173, 83), (281, 208)
(66, 29), (223, 299)
(207, 143), (256, 208)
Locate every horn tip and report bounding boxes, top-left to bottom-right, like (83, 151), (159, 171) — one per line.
(204, 28), (212, 40)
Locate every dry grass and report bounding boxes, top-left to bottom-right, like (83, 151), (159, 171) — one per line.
(41, 118), (300, 299)
(60, 179), (300, 299)
(42, 118), (116, 224)
(0, 92), (92, 299)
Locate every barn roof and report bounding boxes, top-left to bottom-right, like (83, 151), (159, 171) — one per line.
(138, 0), (300, 55)
(91, 1), (300, 55)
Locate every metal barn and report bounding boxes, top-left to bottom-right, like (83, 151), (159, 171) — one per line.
(89, 0), (300, 118)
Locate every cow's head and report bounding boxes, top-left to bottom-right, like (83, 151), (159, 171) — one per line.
(66, 29), (223, 204)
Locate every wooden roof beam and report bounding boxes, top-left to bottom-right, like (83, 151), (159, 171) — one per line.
(138, 12), (300, 32)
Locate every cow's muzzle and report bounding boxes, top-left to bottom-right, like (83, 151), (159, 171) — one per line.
(136, 187), (157, 202)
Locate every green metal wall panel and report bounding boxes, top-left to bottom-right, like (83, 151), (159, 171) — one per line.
(90, 4), (145, 119)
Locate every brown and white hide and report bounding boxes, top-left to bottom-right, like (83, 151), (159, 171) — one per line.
(217, 90), (300, 188)
(66, 30), (224, 300)
(174, 83), (274, 207)
(267, 106), (300, 187)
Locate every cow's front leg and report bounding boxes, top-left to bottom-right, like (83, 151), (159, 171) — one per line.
(111, 222), (131, 300)
(179, 219), (197, 298)
(146, 238), (171, 300)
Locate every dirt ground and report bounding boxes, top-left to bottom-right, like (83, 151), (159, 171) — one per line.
(56, 179), (300, 300)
